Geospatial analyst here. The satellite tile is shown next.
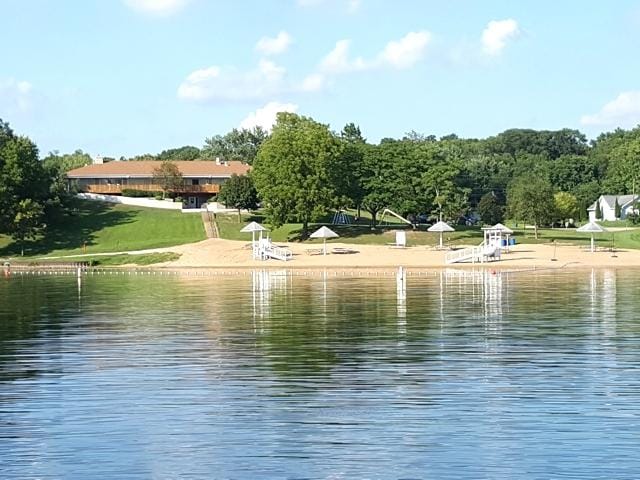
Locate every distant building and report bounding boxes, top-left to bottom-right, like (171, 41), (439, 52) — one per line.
(587, 194), (639, 222)
(66, 160), (250, 209)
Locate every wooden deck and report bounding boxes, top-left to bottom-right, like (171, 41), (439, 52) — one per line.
(83, 184), (220, 194)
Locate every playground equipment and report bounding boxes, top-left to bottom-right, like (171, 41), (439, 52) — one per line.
(379, 209), (416, 229)
(331, 210), (351, 225)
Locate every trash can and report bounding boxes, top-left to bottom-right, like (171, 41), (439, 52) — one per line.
(509, 238), (516, 246)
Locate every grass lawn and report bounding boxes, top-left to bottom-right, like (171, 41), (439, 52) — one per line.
(217, 212), (484, 247)
(0, 199), (205, 259)
(217, 211), (640, 250)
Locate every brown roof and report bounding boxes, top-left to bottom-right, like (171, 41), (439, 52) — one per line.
(66, 160), (250, 178)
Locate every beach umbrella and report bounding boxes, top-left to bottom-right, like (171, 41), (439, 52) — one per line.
(576, 221), (608, 253)
(428, 221), (455, 248)
(309, 226), (339, 255)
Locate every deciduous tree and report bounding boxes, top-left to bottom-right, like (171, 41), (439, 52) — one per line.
(217, 174), (259, 222)
(152, 161), (183, 199)
(12, 199), (44, 256)
(0, 119), (50, 237)
(477, 192), (504, 225)
(507, 175), (554, 238)
(553, 191), (578, 226)
(203, 127), (268, 165)
(252, 113), (342, 235)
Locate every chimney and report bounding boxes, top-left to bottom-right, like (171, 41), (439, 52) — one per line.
(215, 157), (221, 165)
(94, 155), (103, 165)
(224, 161), (229, 166)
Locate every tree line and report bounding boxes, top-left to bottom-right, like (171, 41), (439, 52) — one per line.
(0, 120), (83, 254)
(3, 113), (640, 248)
(244, 113), (640, 235)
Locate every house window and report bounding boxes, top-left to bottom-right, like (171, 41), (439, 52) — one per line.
(192, 179), (200, 185)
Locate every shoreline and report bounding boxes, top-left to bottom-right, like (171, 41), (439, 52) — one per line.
(156, 238), (639, 270)
(5, 238), (638, 271)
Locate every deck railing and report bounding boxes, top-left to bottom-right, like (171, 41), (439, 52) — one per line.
(82, 184), (220, 194)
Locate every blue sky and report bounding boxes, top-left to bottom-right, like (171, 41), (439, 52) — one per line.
(2, 0), (640, 157)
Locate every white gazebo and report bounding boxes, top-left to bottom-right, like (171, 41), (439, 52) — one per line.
(241, 221), (268, 259)
(576, 221), (608, 253)
(309, 226), (339, 255)
(428, 221), (455, 249)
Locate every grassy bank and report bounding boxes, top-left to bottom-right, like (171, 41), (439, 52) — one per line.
(6, 252), (181, 266)
(0, 200), (205, 258)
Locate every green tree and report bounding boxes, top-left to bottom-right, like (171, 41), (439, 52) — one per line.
(595, 201), (602, 220)
(614, 197), (621, 219)
(507, 175), (554, 238)
(203, 127), (268, 165)
(553, 191), (578, 226)
(572, 181), (601, 221)
(252, 113), (342, 235)
(152, 161), (183, 199)
(0, 119), (50, 237)
(42, 149), (92, 173)
(336, 123), (366, 215)
(477, 192), (504, 225)
(359, 144), (397, 227)
(12, 199), (44, 256)
(217, 174), (259, 222)
(156, 146), (200, 161)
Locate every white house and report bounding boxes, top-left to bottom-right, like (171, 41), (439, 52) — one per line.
(587, 194), (639, 222)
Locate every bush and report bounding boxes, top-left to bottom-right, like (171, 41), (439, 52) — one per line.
(121, 188), (163, 198)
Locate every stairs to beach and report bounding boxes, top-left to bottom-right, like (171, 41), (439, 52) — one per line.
(201, 210), (219, 239)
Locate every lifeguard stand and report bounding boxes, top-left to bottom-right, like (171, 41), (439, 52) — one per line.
(482, 226), (504, 248)
(481, 226), (504, 261)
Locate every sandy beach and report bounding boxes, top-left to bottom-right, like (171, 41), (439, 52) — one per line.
(157, 238), (640, 269)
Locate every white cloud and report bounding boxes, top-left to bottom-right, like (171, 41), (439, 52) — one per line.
(320, 40), (367, 74)
(481, 19), (520, 56)
(0, 78), (33, 114)
(177, 60), (287, 102)
(378, 31), (431, 69)
(581, 91), (640, 128)
(239, 101), (299, 131)
(347, 0), (361, 13)
(318, 31), (431, 77)
(123, 0), (190, 16)
(256, 31), (293, 56)
(300, 73), (327, 92)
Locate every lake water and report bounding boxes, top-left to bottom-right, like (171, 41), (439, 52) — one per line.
(1, 268), (639, 479)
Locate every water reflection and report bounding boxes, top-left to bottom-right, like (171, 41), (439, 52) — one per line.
(2, 269), (640, 479)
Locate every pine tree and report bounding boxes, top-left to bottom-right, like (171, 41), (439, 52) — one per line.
(614, 197), (621, 219)
(595, 200), (602, 220)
